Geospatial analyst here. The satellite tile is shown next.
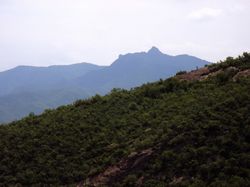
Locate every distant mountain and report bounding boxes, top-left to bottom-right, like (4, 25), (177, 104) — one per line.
(0, 63), (104, 123)
(0, 88), (89, 123)
(0, 62), (105, 96)
(76, 47), (209, 94)
(0, 47), (210, 123)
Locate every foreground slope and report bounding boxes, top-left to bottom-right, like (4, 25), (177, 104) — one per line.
(0, 53), (249, 186)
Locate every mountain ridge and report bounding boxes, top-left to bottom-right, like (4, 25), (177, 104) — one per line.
(0, 47), (210, 123)
(76, 47), (209, 94)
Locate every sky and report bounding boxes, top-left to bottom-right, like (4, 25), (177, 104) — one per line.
(0, 0), (250, 71)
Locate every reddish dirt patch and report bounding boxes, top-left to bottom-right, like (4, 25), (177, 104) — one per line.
(176, 67), (210, 81)
(78, 148), (154, 187)
(169, 176), (184, 185)
(233, 69), (250, 81)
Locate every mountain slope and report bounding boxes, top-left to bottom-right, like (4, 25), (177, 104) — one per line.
(0, 53), (249, 186)
(76, 47), (209, 94)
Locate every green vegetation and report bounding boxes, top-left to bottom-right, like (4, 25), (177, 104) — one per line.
(176, 70), (187, 75)
(0, 53), (250, 186)
(208, 52), (250, 71)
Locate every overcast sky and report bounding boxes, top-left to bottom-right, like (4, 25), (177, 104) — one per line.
(0, 0), (250, 71)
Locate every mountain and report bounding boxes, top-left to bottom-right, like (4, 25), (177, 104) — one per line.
(0, 88), (88, 123)
(0, 63), (105, 123)
(0, 47), (209, 123)
(0, 62), (104, 96)
(0, 53), (249, 186)
(76, 47), (209, 94)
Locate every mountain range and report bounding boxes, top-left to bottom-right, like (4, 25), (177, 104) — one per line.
(0, 47), (209, 123)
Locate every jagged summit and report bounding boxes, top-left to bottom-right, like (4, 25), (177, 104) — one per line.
(147, 46), (163, 55)
(117, 47), (164, 60)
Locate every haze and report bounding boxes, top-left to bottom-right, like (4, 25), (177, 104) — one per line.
(0, 0), (250, 71)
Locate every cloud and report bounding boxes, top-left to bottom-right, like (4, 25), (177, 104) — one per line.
(188, 8), (223, 21)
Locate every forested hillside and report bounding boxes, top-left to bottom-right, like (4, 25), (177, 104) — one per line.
(0, 53), (249, 186)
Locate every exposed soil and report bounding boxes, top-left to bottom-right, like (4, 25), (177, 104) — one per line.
(233, 69), (250, 81)
(176, 67), (210, 81)
(177, 66), (250, 82)
(78, 148), (154, 187)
